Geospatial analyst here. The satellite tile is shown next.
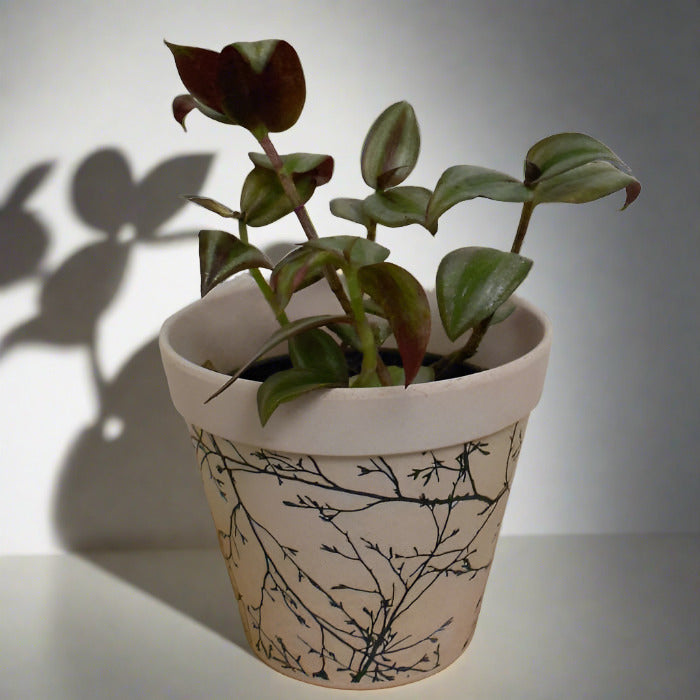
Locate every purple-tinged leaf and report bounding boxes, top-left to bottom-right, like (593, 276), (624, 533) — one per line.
(206, 314), (350, 403)
(525, 132), (640, 209)
(165, 41), (227, 116)
(270, 246), (342, 308)
(531, 160), (641, 209)
(357, 262), (431, 386)
(199, 230), (272, 297)
(436, 247), (532, 341)
(172, 94), (198, 131)
(219, 40), (305, 134)
(361, 102), (420, 190)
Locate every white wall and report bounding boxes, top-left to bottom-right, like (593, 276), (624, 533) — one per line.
(1, 0), (698, 553)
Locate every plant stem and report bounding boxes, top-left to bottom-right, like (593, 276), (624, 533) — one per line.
(345, 268), (381, 385)
(511, 200), (534, 254)
(238, 220), (289, 326)
(257, 133), (354, 316)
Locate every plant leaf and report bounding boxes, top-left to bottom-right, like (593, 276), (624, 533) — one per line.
(172, 94), (198, 130)
(329, 197), (373, 228)
(257, 367), (346, 425)
(361, 101), (420, 190)
(436, 247), (532, 341)
(184, 195), (237, 218)
(362, 186), (435, 234)
(531, 160), (642, 209)
(304, 235), (390, 267)
(198, 230), (272, 297)
(249, 152), (334, 185)
(289, 328), (348, 381)
(165, 41), (227, 116)
(426, 165), (531, 229)
(357, 262), (431, 385)
(525, 132), (641, 209)
(240, 166), (316, 227)
(205, 314), (350, 403)
(270, 246), (342, 308)
(219, 40), (306, 133)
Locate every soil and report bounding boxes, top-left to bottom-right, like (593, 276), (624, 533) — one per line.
(239, 349), (482, 383)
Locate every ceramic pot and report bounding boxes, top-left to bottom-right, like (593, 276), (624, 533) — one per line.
(160, 275), (551, 689)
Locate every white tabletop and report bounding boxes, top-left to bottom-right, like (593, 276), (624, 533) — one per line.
(2, 535), (698, 699)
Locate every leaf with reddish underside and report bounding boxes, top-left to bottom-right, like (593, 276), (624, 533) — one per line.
(524, 133), (641, 209)
(357, 262), (431, 386)
(218, 40), (306, 134)
(198, 230), (272, 297)
(205, 314), (350, 403)
(165, 41), (227, 117)
(270, 245), (343, 308)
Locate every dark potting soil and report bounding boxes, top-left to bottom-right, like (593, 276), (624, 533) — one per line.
(239, 349), (482, 383)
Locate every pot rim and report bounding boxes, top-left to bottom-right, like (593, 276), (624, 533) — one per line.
(160, 275), (552, 455)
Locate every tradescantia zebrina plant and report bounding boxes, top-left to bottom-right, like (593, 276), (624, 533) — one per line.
(165, 39), (641, 425)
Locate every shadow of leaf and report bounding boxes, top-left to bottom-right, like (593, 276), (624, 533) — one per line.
(54, 338), (214, 549)
(0, 162), (53, 287)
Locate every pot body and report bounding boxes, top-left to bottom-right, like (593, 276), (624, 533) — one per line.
(160, 276), (551, 689)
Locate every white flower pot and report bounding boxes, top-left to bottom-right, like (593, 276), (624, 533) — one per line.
(160, 275), (551, 689)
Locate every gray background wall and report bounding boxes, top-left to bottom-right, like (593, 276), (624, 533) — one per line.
(1, 0), (698, 553)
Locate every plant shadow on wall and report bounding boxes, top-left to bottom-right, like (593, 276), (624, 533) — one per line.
(0, 150), (256, 645)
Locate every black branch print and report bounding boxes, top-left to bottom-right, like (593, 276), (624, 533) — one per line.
(192, 420), (525, 686)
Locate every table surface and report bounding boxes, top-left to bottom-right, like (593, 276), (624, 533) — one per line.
(1, 535), (698, 700)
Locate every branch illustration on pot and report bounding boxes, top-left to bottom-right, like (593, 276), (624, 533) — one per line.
(159, 38), (640, 689)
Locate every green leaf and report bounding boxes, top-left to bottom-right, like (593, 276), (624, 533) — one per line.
(289, 328), (349, 381)
(257, 367), (346, 425)
(531, 160), (642, 209)
(436, 247), (532, 341)
(198, 230), (272, 297)
(362, 187), (435, 234)
(329, 198), (372, 228)
(357, 262), (431, 386)
(361, 101), (420, 190)
(184, 195), (237, 218)
(426, 165), (531, 229)
(249, 152), (334, 185)
(240, 166), (316, 227)
(206, 314), (350, 403)
(304, 235), (389, 267)
(525, 133), (641, 209)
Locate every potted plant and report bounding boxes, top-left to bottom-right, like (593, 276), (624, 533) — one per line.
(159, 39), (640, 689)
